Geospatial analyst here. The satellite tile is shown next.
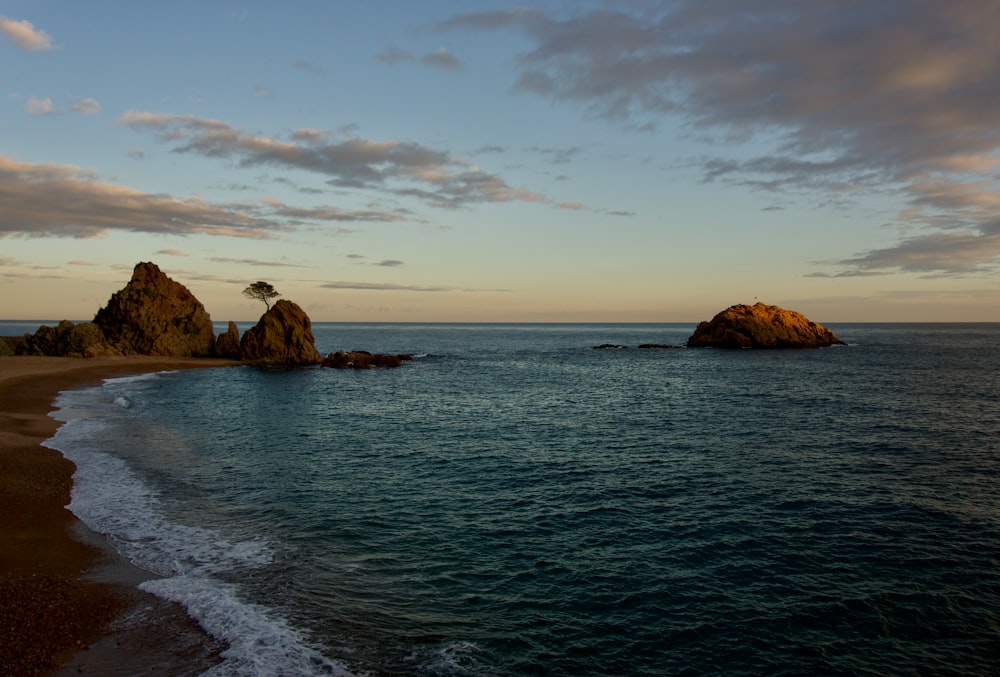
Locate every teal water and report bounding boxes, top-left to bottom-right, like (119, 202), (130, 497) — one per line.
(41, 323), (1000, 675)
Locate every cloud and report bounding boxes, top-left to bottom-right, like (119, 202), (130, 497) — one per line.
(320, 281), (456, 292)
(293, 59), (323, 74)
(421, 48), (463, 72)
(377, 47), (464, 72)
(156, 248), (188, 257)
(526, 145), (584, 165)
(71, 97), (101, 114)
(832, 232), (1000, 276)
(439, 2), (1000, 275)
(0, 154), (282, 239)
(25, 96), (52, 116)
(208, 256), (310, 267)
(253, 85), (272, 99)
(375, 259), (404, 267)
(259, 197), (408, 223)
(375, 47), (413, 65)
(0, 15), (54, 51)
(120, 111), (572, 210)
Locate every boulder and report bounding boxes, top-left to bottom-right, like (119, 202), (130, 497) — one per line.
(94, 262), (216, 357)
(240, 299), (323, 366)
(16, 320), (121, 357)
(215, 321), (243, 359)
(686, 302), (845, 349)
(322, 350), (413, 369)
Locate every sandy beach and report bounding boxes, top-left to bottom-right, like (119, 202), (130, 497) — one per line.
(0, 355), (239, 676)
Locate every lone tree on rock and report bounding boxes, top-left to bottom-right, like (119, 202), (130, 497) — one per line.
(243, 281), (281, 310)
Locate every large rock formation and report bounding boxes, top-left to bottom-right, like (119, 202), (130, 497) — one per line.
(240, 299), (323, 366)
(18, 320), (121, 358)
(94, 262), (216, 357)
(687, 302), (845, 349)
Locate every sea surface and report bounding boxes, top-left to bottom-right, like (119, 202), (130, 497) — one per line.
(23, 322), (1000, 675)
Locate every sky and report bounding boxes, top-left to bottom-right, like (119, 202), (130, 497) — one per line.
(2, 1), (1000, 323)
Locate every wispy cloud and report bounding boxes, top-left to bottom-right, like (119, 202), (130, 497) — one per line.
(439, 1), (1000, 276)
(70, 97), (101, 114)
(377, 46), (464, 72)
(0, 155), (281, 239)
(156, 248), (188, 257)
(293, 59), (324, 74)
(259, 197), (409, 223)
(0, 15), (54, 51)
(526, 145), (584, 165)
(208, 256), (310, 268)
(421, 48), (463, 72)
(320, 281), (456, 292)
(120, 111), (572, 210)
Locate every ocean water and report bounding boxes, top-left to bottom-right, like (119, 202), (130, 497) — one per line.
(37, 323), (1000, 676)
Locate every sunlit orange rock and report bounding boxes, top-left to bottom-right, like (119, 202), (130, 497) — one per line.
(686, 302), (845, 349)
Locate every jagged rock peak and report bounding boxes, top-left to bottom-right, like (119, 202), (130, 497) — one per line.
(240, 299), (323, 366)
(686, 302), (845, 349)
(94, 261), (216, 357)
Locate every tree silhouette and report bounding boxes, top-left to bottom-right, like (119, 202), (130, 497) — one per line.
(242, 281), (281, 310)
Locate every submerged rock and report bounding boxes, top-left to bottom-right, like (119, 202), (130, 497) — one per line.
(686, 302), (844, 349)
(94, 261), (216, 357)
(240, 299), (323, 366)
(322, 350), (413, 369)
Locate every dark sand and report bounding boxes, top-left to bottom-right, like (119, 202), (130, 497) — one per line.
(0, 356), (239, 675)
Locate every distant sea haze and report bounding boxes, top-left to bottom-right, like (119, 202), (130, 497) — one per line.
(43, 323), (1000, 675)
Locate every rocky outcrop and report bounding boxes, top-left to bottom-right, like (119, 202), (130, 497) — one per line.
(322, 350), (413, 369)
(687, 302), (845, 349)
(94, 262), (216, 357)
(240, 300), (323, 366)
(592, 343), (678, 350)
(215, 321), (243, 359)
(17, 320), (122, 358)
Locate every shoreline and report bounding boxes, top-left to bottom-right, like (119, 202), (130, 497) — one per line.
(0, 355), (239, 676)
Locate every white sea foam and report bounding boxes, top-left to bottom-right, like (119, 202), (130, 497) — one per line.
(47, 418), (271, 577)
(415, 641), (488, 675)
(142, 576), (354, 677)
(46, 381), (353, 677)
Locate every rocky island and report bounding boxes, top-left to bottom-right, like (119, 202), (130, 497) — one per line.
(686, 302), (845, 349)
(15, 262), (410, 369)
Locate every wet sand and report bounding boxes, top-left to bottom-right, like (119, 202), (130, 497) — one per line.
(0, 356), (239, 675)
